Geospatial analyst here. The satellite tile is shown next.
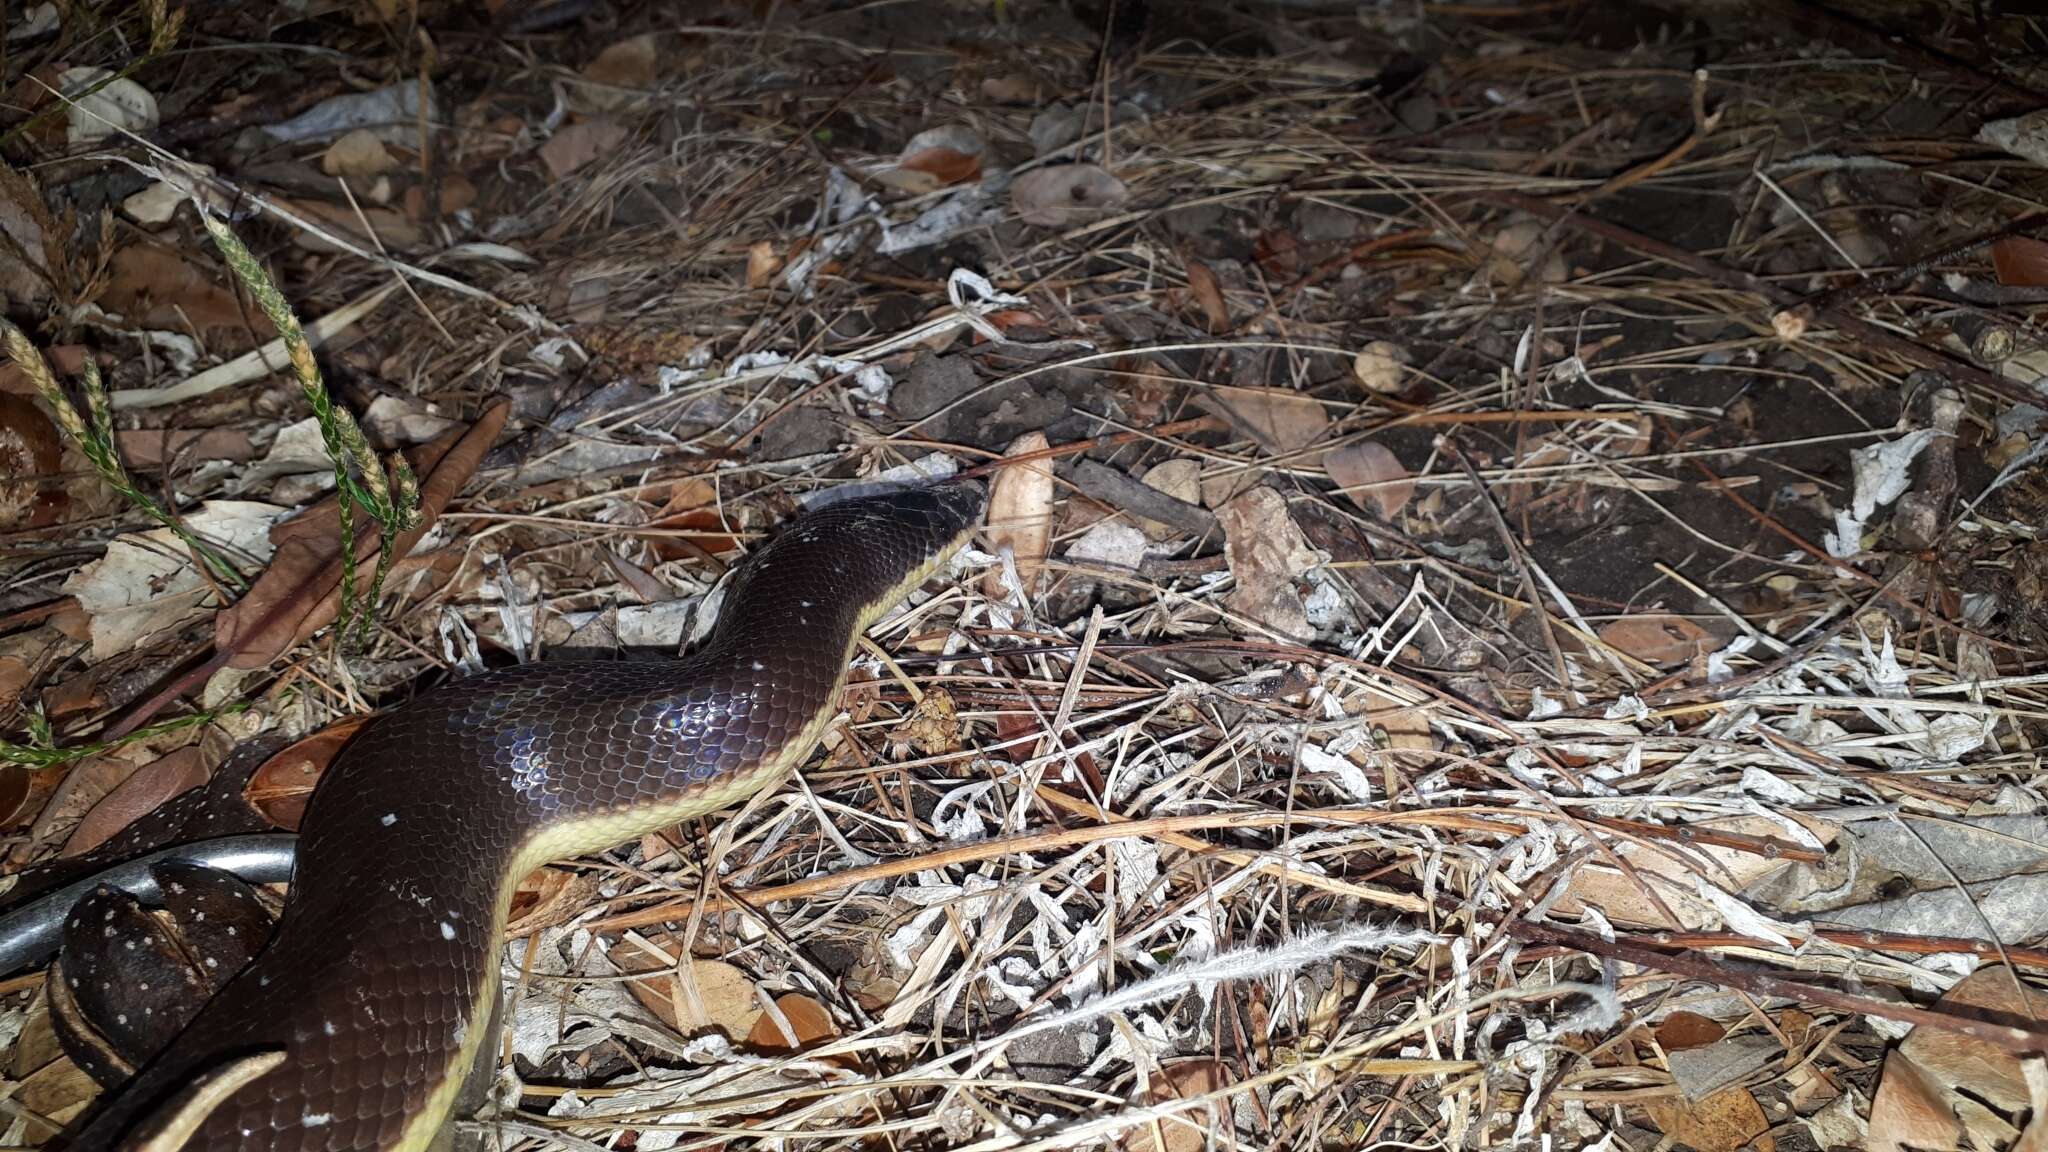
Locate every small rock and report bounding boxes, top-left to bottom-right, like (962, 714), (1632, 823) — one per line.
(1396, 93), (1439, 133)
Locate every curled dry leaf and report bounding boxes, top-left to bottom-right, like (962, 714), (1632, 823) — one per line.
(615, 938), (760, 1039)
(1130, 1059), (1231, 1152)
(1597, 614), (1713, 666)
(1184, 258), (1229, 333)
(984, 430), (1054, 597)
(1871, 966), (2048, 1152)
(244, 715), (372, 830)
(539, 118), (628, 181)
(1646, 1085), (1772, 1152)
(0, 391), (64, 529)
(321, 129), (396, 180)
(1200, 384), (1329, 459)
(1324, 440), (1413, 518)
(578, 33), (659, 112)
(1217, 486), (1321, 641)
(745, 240), (783, 289)
(59, 746), (210, 858)
(746, 992), (838, 1053)
(1351, 340), (1409, 394)
(1011, 163), (1129, 227)
(216, 400), (508, 669)
(879, 125), (986, 193)
(62, 501), (290, 662)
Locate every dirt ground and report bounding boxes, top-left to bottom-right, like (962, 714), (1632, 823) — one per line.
(3, 1), (2048, 1150)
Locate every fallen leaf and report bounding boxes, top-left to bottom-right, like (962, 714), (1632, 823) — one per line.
(0, 391), (64, 529)
(1870, 1049), (1966, 1152)
(579, 33), (658, 111)
(1993, 237), (2048, 288)
(1598, 614), (1713, 666)
(1647, 1085), (1772, 1152)
(1012, 164), (1129, 227)
(1324, 440), (1412, 518)
(1217, 486), (1322, 641)
(23, 750), (145, 863)
(112, 426), (255, 469)
(1138, 459), (1203, 541)
(746, 992), (838, 1052)
(1871, 966), (2048, 1152)
(103, 246), (269, 337)
(1656, 1011), (1727, 1052)
(0, 767), (31, 828)
(887, 687), (961, 761)
(280, 197), (425, 253)
(539, 118), (628, 180)
(985, 431), (1054, 597)
(57, 67), (156, 146)
(1557, 813), (1829, 930)
(320, 128), (396, 179)
(1130, 1059), (1230, 1152)
(1351, 341), (1410, 394)
(745, 240), (782, 289)
(244, 716), (371, 830)
(1200, 384), (1329, 458)
(879, 125), (985, 193)
(59, 746), (209, 857)
(61, 501), (291, 662)
(215, 401), (507, 668)
(1185, 258), (1229, 332)
(506, 867), (600, 937)
(1805, 1087), (1869, 1151)
(615, 939), (760, 1039)
(2018, 1058), (2048, 1152)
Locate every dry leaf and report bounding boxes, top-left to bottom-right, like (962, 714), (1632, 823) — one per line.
(1647, 1085), (1772, 1152)
(0, 766), (32, 828)
(1871, 1048), (1967, 1152)
(1351, 341), (1410, 394)
(1324, 441), (1412, 518)
(57, 67), (157, 146)
(616, 941), (760, 1039)
(245, 716), (371, 831)
(887, 687), (961, 760)
(280, 197), (425, 253)
(579, 34), (658, 111)
(59, 746), (209, 857)
(1185, 258), (1229, 332)
(103, 246), (271, 337)
(0, 392), (64, 529)
(984, 430), (1054, 597)
(506, 867), (600, 937)
(1871, 966), (2048, 1152)
(1993, 236), (2048, 288)
(745, 240), (783, 289)
(879, 125), (985, 193)
(1656, 1011), (1728, 1052)
(216, 401), (507, 668)
(1217, 486), (1321, 641)
(1598, 614), (1713, 666)
(1200, 384), (1329, 458)
(321, 129), (396, 179)
(539, 118), (628, 180)
(746, 993), (838, 1052)
(1138, 459), (1203, 540)
(113, 426), (255, 470)
(1130, 1059), (1230, 1152)
(1558, 813), (1829, 929)
(1012, 164), (1129, 227)
(61, 501), (290, 662)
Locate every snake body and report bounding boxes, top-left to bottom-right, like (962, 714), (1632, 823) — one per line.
(60, 481), (984, 1152)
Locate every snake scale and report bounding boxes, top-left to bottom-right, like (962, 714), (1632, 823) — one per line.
(54, 480), (985, 1152)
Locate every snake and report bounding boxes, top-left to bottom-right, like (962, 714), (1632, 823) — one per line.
(49, 479), (985, 1152)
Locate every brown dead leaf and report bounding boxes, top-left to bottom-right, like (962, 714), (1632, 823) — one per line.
(1656, 1011), (1728, 1052)
(1200, 385), (1329, 459)
(1217, 486), (1321, 641)
(506, 867), (600, 936)
(244, 716), (372, 831)
(280, 197), (425, 254)
(877, 126), (986, 194)
(579, 34), (658, 111)
(1598, 614), (1713, 666)
(21, 751), (145, 864)
(985, 430), (1054, 597)
(615, 938), (760, 1039)
(321, 129), (396, 180)
(745, 240), (783, 289)
(747, 993), (839, 1053)
(0, 767), (31, 829)
(113, 426), (255, 469)
(1557, 813), (1831, 929)
(1873, 965), (2048, 1152)
(59, 746), (209, 858)
(539, 118), (629, 181)
(1324, 441), (1413, 519)
(216, 401), (507, 669)
(103, 246), (268, 337)
(1647, 1085), (1772, 1152)
(2016, 1058), (2048, 1152)
(1185, 258), (1229, 333)
(1130, 1059), (1231, 1152)
(1012, 164), (1129, 227)
(0, 392), (64, 529)
(1871, 1048), (1967, 1152)
(1993, 237), (2048, 288)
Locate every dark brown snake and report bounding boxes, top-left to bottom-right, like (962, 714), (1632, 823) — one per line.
(54, 480), (984, 1152)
